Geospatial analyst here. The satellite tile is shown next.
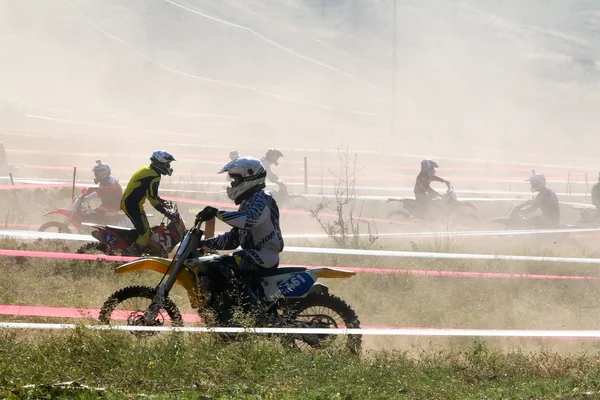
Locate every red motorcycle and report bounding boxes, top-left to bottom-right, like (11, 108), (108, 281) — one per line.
(77, 202), (186, 258)
(39, 187), (131, 234)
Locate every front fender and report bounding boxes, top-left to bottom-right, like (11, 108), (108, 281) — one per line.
(116, 257), (203, 309)
(43, 209), (71, 217)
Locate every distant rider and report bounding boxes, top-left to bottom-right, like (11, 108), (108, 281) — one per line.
(229, 150), (239, 162)
(520, 172), (560, 228)
(196, 156), (284, 272)
(84, 160), (123, 223)
(592, 173), (600, 220)
(261, 148), (288, 197)
(120, 151), (177, 252)
(413, 159), (451, 217)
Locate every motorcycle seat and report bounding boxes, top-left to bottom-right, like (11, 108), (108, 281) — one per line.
(103, 225), (139, 241)
(236, 266), (307, 278)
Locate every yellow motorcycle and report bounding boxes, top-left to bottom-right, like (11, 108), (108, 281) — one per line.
(99, 217), (362, 353)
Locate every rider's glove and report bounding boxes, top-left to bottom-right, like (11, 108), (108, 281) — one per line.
(445, 180), (452, 188)
(196, 206), (218, 222)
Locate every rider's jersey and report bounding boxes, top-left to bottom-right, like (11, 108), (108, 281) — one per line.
(97, 177), (123, 212)
(531, 187), (560, 223)
(260, 157), (280, 184)
(121, 166), (163, 210)
(414, 172), (446, 200)
(592, 182), (600, 207)
(204, 189), (284, 268)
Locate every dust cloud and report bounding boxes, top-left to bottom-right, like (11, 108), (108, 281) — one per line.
(0, 0), (599, 349)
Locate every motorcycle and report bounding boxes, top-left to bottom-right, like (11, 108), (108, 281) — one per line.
(488, 202), (579, 230)
(386, 186), (480, 226)
(271, 181), (311, 211)
(98, 216), (362, 353)
(39, 187), (132, 234)
(77, 202), (185, 258)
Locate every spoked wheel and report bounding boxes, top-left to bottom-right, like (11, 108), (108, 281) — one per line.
(38, 221), (72, 234)
(282, 293), (362, 354)
(98, 286), (183, 338)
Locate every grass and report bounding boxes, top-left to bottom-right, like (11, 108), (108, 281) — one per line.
(2, 328), (600, 399)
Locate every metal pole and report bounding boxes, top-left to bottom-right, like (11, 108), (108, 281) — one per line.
(304, 156), (308, 194)
(389, 0), (397, 146)
(71, 167), (77, 202)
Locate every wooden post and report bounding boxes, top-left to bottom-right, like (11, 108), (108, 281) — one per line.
(204, 217), (216, 239)
(71, 166), (77, 202)
(304, 156), (308, 194)
(8, 172), (14, 186)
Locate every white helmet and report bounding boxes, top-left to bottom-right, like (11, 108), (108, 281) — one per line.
(150, 150), (176, 176)
(527, 172), (546, 192)
(265, 148), (284, 166)
(421, 159), (439, 176)
(92, 160), (111, 184)
(219, 157), (266, 202)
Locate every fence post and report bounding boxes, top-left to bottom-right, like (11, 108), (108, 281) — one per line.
(304, 156), (308, 194)
(8, 172), (14, 186)
(585, 173), (589, 203)
(71, 167), (77, 202)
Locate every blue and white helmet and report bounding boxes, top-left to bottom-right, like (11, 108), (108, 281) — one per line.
(219, 157), (266, 201)
(527, 171), (546, 192)
(150, 150), (175, 176)
(421, 159), (439, 175)
(92, 159), (111, 184)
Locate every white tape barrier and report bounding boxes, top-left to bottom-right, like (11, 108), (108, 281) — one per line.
(3, 322), (600, 338)
(2, 176), (593, 206)
(284, 247), (600, 265)
(12, 116), (600, 172)
(3, 225), (600, 243)
(2, 230), (600, 264)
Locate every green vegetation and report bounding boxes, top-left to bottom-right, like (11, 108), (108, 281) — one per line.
(2, 328), (600, 399)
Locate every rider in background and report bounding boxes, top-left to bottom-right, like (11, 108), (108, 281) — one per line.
(229, 150), (239, 162)
(0, 140), (7, 168)
(121, 151), (177, 251)
(84, 160), (123, 222)
(196, 156), (284, 272)
(521, 172), (560, 228)
(261, 148), (286, 195)
(414, 159), (451, 205)
(592, 173), (600, 220)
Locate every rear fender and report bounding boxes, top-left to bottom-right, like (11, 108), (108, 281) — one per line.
(115, 258), (202, 309)
(43, 209), (71, 217)
(458, 202), (479, 210)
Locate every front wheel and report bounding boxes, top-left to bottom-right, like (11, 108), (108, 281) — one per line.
(282, 293), (362, 354)
(99, 286), (183, 336)
(39, 221), (72, 234)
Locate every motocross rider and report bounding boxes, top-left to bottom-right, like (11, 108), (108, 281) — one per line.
(414, 159), (451, 215)
(84, 160), (123, 223)
(592, 173), (600, 220)
(260, 148), (287, 197)
(196, 156), (284, 272)
(520, 172), (560, 228)
(120, 151), (177, 251)
(0, 140), (6, 168)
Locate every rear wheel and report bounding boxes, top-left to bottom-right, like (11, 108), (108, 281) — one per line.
(282, 293), (362, 354)
(39, 221), (72, 234)
(76, 241), (118, 255)
(99, 285), (183, 337)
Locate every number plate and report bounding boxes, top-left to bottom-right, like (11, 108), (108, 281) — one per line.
(103, 233), (117, 245)
(278, 272), (314, 297)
